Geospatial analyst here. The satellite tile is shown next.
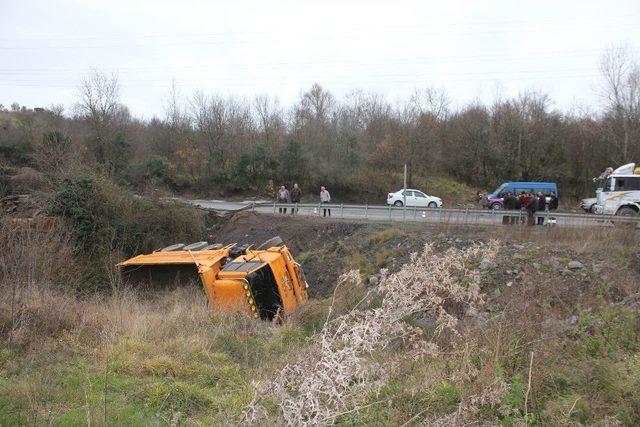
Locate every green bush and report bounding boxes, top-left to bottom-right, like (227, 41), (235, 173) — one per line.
(46, 175), (206, 286)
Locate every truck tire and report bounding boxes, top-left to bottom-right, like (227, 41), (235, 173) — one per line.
(229, 244), (251, 258)
(203, 243), (224, 250)
(615, 206), (639, 228)
(183, 241), (209, 251)
(160, 243), (185, 252)
(257, 236), (284, 250)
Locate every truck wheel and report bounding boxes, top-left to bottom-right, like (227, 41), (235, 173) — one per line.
(183, 241), (209, 251)
(394, 201), (403, 207)
(257, 236), (284, 250)
(161, 243), (185, 252)
(615, 207), (638, 228)
(617, 206), (638, 216)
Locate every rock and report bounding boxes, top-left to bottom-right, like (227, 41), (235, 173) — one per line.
(479, 259), (495, 271)
(549, 257), (561, 269)
(569, 315), (578, 325)
(560, 269), (572, 276)
(533, 262), (541, 271)
(568, 260), (585, 270)
(493, 288), (502, 298)
(506, 281), (513, 287)
(367, 275), (380, 286)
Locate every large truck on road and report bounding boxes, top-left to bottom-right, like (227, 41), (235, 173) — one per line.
(593, 163), (640, 217)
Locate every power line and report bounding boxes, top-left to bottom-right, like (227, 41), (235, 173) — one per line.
(1, 23), (638, 50)
(0, 55), (605, 74)
(0, 67), (601, 83)
(0, 74), (600, 89)
(2, 13), (638, 42)
(0, 48), (620, 75)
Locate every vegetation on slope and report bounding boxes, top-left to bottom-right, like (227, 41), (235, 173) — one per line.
(1, 219), (639, 425)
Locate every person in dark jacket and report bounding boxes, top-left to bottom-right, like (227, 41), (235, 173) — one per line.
(536, 192), (546, 225)
(516, 192), (526, 223)
(548, 191), (558, 210)
(503, 192), (517, 225)
(290, 183), (301, 214)
(526, 193), (537, 226)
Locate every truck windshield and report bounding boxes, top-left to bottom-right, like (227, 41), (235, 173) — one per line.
(246, 265), (283, 321)
(604, 177), (614, 192)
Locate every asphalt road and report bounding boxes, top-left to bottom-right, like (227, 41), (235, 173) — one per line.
(188, 199), (639, 229)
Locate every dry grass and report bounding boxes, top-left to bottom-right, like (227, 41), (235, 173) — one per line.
(1, 219), (639, 425)
(242, 241), (509, 426)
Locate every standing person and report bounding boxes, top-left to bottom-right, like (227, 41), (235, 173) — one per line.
(320, 186), (331, 217)
(290, 183), (301, 214)
(517, 192), (526, 224)
(548, 191), (558, 211)
(503, 192), (518, 225)
(536, 192), (546, 225)
(276, 185), (290, 214)
(525, 192), (537, 226)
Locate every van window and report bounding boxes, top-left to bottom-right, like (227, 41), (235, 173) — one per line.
(615, 177), (640, 191)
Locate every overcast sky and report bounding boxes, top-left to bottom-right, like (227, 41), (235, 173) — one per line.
(1, 0), (639, 118)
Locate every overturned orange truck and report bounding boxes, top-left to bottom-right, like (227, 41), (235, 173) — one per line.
(117, 237), (309, 320)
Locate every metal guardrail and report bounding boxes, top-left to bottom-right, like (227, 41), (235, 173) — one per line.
(197, 201), (640, 229)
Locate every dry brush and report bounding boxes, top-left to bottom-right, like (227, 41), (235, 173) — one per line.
(242, 240), (507, 425)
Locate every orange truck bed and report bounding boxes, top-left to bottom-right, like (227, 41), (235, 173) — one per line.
(117, 242), (308, 320)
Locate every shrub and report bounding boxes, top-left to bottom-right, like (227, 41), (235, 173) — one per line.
(46, 175), (206, 285)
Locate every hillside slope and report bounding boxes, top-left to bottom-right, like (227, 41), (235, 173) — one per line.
(1, 216), (639, 425)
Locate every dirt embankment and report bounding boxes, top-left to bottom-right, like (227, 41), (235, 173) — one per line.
(209, 212), (640, 304)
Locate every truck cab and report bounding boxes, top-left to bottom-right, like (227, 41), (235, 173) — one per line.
(594, 163), (640, 217)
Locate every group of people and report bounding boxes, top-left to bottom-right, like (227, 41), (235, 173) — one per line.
(502, 191), (558, 226)
(276, 184), (333, 217)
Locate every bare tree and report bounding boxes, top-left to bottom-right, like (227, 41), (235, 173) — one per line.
(76, 70), (129, 171)
(254, 94), (284, 147)
(190, 92), (254, 173)
(599, 45), (640, 161)
(164, 80), (187, 129)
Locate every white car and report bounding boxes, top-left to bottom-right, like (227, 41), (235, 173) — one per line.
(387, 189), (443, 208)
